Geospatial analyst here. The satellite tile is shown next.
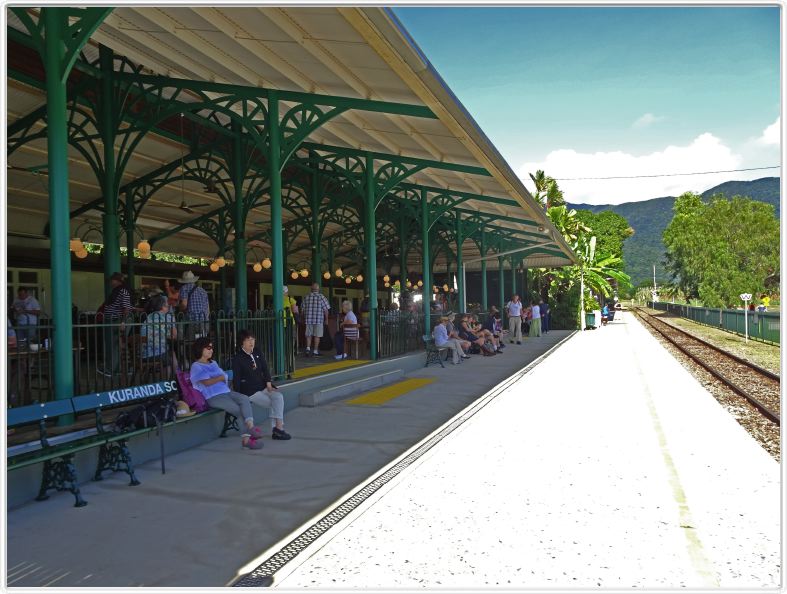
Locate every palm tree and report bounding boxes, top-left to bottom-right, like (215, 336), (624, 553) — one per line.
(529, 170), (566, 209)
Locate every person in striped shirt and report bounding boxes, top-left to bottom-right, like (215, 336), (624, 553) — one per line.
(99, 272), (133, 376)
(334, 300), (360, 360)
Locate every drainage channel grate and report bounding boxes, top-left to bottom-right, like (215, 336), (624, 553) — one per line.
(233, 335), (573, 587)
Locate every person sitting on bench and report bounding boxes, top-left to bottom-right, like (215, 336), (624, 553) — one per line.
(334, 300), (359, 360)
(232, 330), (291, 441)
(458, 315), (491, 355)
(434, 316), (469, 365)
(445, 312), (472, 353)
(190, 337), (264, 450)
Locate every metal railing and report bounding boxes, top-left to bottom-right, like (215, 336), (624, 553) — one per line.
(7, 310), (294, 408)
(647, 302), (780, 345)
(376, 310), (425, 359)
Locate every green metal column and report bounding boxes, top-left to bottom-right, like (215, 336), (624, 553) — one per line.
(523, 266), (529, 301)
(420, 189), (432, 326)
(232, 123), (247, 313)
(399, 216), (407, 286)
(99, 45), (121, 297)
(455, 217), (464, 311)
(511, 256), (517, 296)
(498, 256), (505, 315)
(328, 242), (334, 306)
(310, 155), (322, 278)
(268, 92), (285, 373)
(43, 9), (74, 405)
(480, 228), (488, 310)
(124, 192), (135, 290)
(364, 153), (378, 360)
(220, 265), (228, 312)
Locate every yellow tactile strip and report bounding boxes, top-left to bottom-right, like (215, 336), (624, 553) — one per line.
(346, 378), (435, 406)
(291, 359), (368, 380)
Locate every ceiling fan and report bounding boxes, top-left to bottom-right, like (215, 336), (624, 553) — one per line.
(173, 199), (211, 214)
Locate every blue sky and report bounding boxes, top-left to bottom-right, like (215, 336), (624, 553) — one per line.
(394, 7), (781, 204)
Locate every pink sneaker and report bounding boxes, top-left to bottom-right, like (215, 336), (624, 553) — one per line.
(250, 426), (264, 439)
(242, 436), (264, 450)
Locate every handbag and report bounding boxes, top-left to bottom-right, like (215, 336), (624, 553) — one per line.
(175, 370), (209, 413)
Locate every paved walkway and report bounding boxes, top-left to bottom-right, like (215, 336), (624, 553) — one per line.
(271, 311), (780, 589)
(6, 331), (571, 587)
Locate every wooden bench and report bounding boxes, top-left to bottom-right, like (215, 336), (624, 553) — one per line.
(423, 335), (449, 368)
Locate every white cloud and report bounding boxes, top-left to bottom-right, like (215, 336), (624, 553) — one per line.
(755, 117), (780, 145)
(516, 133), (760, 206)
(632, 113), (665, 129)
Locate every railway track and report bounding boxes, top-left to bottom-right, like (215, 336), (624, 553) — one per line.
(632, 307), (780, 425)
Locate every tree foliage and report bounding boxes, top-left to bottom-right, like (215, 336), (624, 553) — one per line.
(662, 192), (779, 307)
(541, 203), (632, 325)
(575, 210), (634, 263)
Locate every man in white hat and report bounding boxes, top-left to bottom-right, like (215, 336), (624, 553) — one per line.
(178, 271), (210, 340)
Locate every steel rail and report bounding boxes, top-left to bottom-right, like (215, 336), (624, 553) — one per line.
(633, 307), (780, 425)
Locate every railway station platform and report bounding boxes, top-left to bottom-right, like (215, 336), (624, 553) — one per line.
(6, 312), (779, 588)
(6, 330), (572, 587)
(251, 311), (781, 589)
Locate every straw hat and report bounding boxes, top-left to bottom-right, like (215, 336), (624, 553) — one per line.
(179, 271), (199, 284)
(176, 400), (196, 418)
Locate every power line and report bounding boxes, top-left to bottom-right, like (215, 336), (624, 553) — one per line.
(554, 165), (781, 181)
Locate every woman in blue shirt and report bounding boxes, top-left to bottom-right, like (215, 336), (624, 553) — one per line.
(190, 336), (264, 450)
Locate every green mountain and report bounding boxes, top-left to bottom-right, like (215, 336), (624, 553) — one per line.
(568, 177), (780, 287)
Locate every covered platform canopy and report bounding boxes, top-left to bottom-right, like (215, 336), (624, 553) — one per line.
(5, 7), (576, 397)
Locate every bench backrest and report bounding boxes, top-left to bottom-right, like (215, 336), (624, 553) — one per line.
(8, 399), (75, 428)
(71, 379), (180, 414)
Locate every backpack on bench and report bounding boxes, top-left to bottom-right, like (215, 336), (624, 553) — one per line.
(114, 397), (177, 432)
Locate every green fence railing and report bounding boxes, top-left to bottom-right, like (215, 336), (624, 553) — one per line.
(376, 310), (425, 359)
(7, 310), (294, 408)
(647, 302), (780, 345)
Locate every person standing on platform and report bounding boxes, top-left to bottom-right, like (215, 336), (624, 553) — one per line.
(529, 300), (542, 337)
(302, 283), (330, 357)
(12, 287), (40, 343)
(505, 294), (524, 344)
(164, 278), (180, 308)
(540, 298), (550, 334)
(99, 272), (133, 376)
(282, 285), (299, 359)
(178, 271), (210, 341)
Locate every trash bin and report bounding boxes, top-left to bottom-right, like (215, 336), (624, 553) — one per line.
(585, 312), (596, 328)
